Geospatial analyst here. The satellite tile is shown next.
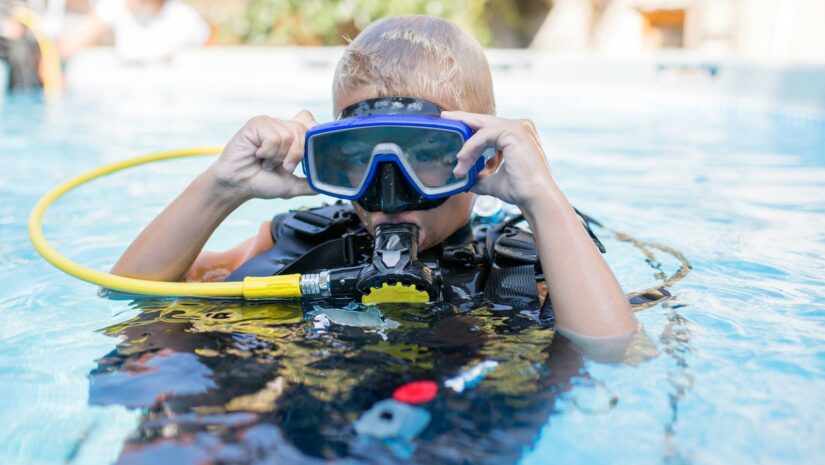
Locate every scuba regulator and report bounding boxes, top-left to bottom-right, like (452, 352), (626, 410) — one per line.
(357, 224), (437, 303)
(299, 223), (438, 304)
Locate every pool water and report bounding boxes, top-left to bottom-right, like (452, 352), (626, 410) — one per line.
(1, 58), (824, 465)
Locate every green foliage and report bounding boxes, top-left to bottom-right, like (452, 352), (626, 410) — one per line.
(226, 0), (493, 46)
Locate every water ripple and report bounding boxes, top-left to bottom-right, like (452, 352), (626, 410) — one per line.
(2, 87), (824, 465)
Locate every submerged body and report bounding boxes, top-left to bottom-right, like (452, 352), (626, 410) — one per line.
(91, 297), (564, 464)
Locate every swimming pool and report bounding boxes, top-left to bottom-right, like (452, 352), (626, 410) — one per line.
(1, 49), (824, 465)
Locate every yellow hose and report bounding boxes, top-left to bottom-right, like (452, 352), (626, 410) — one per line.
(28, 146), (303, 300)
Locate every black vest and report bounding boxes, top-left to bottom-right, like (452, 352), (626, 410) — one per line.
(224, 203), (603, 321)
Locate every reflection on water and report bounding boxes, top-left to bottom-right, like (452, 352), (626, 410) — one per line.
(89, 299), (577, 464)
(660, 308), (695, 465)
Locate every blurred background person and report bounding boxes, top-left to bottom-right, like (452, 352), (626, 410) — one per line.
(1, 2), (63, 92)
(59, 0), (210, 63)
(1, 6), (42, 91)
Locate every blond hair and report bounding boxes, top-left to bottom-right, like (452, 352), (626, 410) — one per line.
(333, 16), (495, 116)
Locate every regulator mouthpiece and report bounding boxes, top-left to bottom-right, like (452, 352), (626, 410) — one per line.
(356, 223), (436, 304)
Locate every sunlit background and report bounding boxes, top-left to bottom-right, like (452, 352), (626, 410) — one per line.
(5, 1), (824, 111)
(15, 0), (825, 55)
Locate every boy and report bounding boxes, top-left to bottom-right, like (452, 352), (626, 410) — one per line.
(112, 16), (638, 346)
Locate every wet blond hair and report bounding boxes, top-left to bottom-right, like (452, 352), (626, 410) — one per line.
(333, 16), (496, 116)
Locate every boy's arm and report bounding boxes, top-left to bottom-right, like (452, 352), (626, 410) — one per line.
(522, 183), (637, 337)
(184, 221), (274, 282)
(443, 111), (638, 339)
(111, 169), (243, 281)
(112, 112), (318, 282)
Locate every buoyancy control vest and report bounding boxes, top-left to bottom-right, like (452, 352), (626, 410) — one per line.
(225, 202), (606, 319)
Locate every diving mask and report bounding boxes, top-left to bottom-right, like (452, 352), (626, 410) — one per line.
(303, 97), (492, 214)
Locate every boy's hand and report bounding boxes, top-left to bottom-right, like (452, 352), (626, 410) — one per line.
(441, 111), (555, 211)
(208, 111), (319, 201)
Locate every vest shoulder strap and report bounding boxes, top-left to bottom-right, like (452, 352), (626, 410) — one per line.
(277, 201), (360, 238)
(480, 209), (603, 318)
(225, 202), (365, 281)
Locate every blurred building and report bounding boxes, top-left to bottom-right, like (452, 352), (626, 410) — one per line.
(532, 0), (825, 63)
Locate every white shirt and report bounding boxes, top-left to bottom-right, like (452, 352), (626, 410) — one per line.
(94, 0), (209, 62)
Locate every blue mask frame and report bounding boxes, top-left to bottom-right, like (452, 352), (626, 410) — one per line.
(303, 114), (489, 201)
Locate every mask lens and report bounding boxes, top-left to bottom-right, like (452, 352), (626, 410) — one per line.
(310, 130), (374, 193)
(404, 130), (465, 188)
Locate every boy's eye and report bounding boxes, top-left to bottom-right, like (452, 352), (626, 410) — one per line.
(410, 149), (453, 166)
(352, 150), (371, 164)
(340, 140), (371, 161)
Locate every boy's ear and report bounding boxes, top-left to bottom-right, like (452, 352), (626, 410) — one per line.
(480, 150), (503, 174)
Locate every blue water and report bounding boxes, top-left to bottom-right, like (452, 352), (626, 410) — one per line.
(1, 74), (824, 465)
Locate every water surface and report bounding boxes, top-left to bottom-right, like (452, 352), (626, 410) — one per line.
(1, 69), (823, 465)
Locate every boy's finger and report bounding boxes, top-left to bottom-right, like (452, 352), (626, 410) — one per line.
(470, 172), (496, 197)
(255, 171), (314, 199)
(284, 177), (317, 198)
(282, 147), (304, 173)
(292, 110), (319, 130)
(256, 122), (293, 161)
(281, 122), (306, 172)
(243, 115), (280, 149)
(452, 126), (502, 177)
(440, 110), (499, 130)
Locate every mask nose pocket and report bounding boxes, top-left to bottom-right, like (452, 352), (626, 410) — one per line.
(356, 158), (448, 213)
(378, 163), (403, 214)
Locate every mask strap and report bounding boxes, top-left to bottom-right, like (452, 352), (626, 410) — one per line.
(338, 96), (443, 119)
